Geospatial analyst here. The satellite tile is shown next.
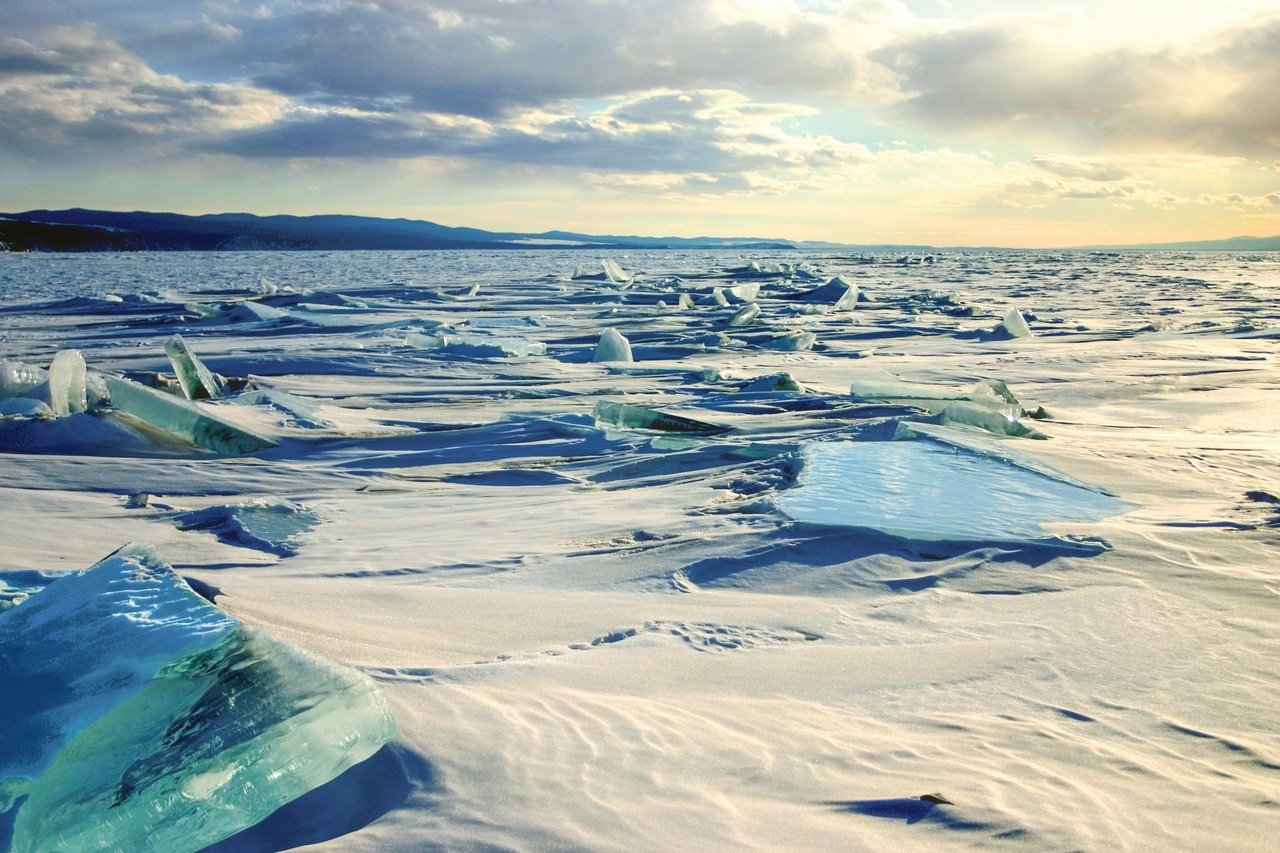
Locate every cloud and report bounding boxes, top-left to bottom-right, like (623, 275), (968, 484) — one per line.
(0, 27), (285, 157)
(873, 13), (1280, 156)
(209, 89), (874, 195)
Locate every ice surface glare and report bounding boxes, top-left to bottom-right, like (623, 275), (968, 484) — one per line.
(103, 376), (276, 454)
(592, 328), (633, 363)
(0, 547), (395, 852)
(593, 400), (728, 435)
(997, 307), (1033, 339)
(46, 350), (88, 417)
(164, 334), (228, 400)
(776, 440), (1128, 543)
(0, 361), (48, 400)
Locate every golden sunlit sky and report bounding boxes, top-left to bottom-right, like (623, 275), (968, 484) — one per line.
(2, 1), (1278, 247)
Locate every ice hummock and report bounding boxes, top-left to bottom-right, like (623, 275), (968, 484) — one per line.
(776, 439), (1128, 547)
(592, 328), (634, 363)
(0, 546), (395, 852)
(787, 275), (858, 310)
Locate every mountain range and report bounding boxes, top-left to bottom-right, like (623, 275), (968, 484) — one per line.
(1, 208), (1277, 253)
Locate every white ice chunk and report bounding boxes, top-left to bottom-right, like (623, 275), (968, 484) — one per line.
(47, 349), (88, 417)
(995, 307), (1033, 339)
(602, 258), (632, 285)
(104, 375), (276, 454)
(592, 328), (634, 363)
(164, 334), (228, 400)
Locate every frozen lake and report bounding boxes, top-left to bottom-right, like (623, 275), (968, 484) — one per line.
(2, 248), (1278, 851)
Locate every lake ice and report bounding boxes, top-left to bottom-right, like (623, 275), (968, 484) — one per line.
(0, 248), (1277, 851)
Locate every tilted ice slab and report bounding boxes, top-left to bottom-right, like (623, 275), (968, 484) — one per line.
(776, 439), (1129, 549)
(104, 375), (276, 454)
(594, 400), (730, 436)
(0, 546), (395, 852)
(165, 334), (228, 400)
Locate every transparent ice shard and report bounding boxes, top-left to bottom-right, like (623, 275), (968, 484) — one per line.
(104, 376), (276, 454)
(164, 334), (228, 400)
(0, 546), (395, 853)
(776, 440), (1128, 547)
(0, 361), (48, 400)
(789, 275), (858, 309)
(594, 400), (729, 435)
(47, 350), (88, 417)
(592, 328), (634, 363)
(602, 258), (632, 285)
(995, 307), (1033, 339)
(727, 303), (761, 327)
(172, 499), (318, 557)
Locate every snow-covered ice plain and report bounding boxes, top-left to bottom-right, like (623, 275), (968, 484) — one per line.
(1, 248), (1277, 851)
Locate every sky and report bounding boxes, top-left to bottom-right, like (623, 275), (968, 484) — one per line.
(2, 0), (1278, 247)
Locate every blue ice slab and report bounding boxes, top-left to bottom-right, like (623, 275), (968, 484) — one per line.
(775, 439), (1129, 547)
(172, 499), (319, 556)
(0, 546), (395, 852)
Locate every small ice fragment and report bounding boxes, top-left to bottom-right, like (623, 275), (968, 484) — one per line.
(593, 400), (729, 435)
(713, 288), (729, 307)
(592, 328), (634, 363)
(928, 401), (1045, 439)
(0, 361), (48, 399)
(47, 350), (88, 417)
(728, 303), (761, 327)
(678, 293), (695, 310)
(173, 499), (318, 556)
(164, 334), (228, 400)
(995, 307), (1033, 339)
(766, 331), (817, 351)
(103, 375), (276, 454)
(742, 373), (804, 393)
(124, 492), (150, 508)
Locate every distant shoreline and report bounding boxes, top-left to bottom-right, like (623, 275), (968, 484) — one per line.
(3, 208), (1278, 253)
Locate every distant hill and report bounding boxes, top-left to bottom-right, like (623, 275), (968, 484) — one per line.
(0, 209), (796, 252)
(1115, 235), (1280, 252)
(2, 208), (1276, 253)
